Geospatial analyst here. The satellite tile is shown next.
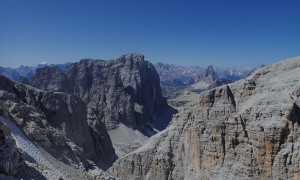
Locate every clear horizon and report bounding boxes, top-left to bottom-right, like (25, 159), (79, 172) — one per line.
(1, 0), (300, 68)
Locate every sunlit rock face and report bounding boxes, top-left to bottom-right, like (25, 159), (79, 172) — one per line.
(31, 53), (172, 134)
(110, 57), (300, 180)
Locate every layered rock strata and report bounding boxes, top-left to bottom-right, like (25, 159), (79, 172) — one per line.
(0, 75), (116, 178)
(31, 53), (172, 133)
(110, 57), (300, 179)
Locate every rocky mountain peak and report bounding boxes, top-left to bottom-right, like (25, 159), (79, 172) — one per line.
(124, 53), (145, 62)
(110, 56), (300, 179)
(197, 65), (216, 84)
(30, 54), (174, 135)
(205, 65), (215, 77)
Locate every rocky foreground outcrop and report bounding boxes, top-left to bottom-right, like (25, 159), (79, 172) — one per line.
(110, 57), (300, 179)
(0, 75), (116, 179)
(31, 53), (172, 133)
(0, 120), (23, 179)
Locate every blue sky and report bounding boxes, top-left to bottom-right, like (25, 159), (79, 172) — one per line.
(1, 0), (300, 67)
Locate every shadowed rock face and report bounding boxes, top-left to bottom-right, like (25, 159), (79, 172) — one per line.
(31, 53), (170, 132)
(0, 121), (23, 177)
(0, 76), (116, 170)
(110, 57), (300, 179)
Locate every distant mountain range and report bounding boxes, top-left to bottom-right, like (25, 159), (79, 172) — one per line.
(154, 62), (259, 87)
(1, 54), (299, 180)
(0, 62), (260, 102)
(154, 62), (262, 99)
(154, 63), (205, 87)
(1, 62), (259, 87)
(0, 63), (71, 81)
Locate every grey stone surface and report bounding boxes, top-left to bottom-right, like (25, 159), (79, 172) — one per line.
(110, 56), (300, 179)
(0, 75), (117, 178)
(31, 53), (172, 134)
(0, 120), (23, 177)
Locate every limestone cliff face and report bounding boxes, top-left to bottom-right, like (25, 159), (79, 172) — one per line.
(0, 76), (116, 170)
(31, 53), (169, 131)
(110, 57), (300, 179)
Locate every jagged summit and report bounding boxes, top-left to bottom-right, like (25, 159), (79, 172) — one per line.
(204, 65), (215, 77)
(123, 53), (145, 61)
(31, 54), (175, 134)
(197, 65), (216, 84)
(77, 53), (145, 65)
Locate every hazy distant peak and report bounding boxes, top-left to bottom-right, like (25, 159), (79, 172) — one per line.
(204, 65), (215, 77)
